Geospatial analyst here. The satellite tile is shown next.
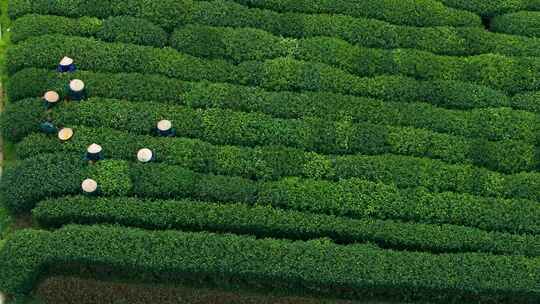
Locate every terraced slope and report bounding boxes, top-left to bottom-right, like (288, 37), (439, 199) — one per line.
(0, 0), (539, 303)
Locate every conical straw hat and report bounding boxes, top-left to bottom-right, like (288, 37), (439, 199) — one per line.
(70, 79), (85, 92)
(137, 148), (153, 163)
(81, 178), (98, 193)
(60, 56), (74, 66)
(58, 128), (74, 141)
(157, 120), (172, 131)
(44, 91), (60, 103)
(87, 143), (102, 154)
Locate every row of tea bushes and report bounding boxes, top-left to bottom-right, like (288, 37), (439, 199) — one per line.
(220, 0), (482, 27)
(5, 97), (538, 173)
(7, 35), (513, 110)
(10, 8), (480, 48)
(16, 127), (540, 202)
(3, 154), (539, 234)
(0, 225), (538, 301)
(8, 69), (539, 143)
(9, 0), (540, 57)
(11, 14), (168, 47)
(170, 24), (540, 94)
(491, 11), (540, 38)
(12, 15), (540, 94)
(9, 66), (516, 117)
(32, 195), (540, 256)
(437, 0), (540, 17)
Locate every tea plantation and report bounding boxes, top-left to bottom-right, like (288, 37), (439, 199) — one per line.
(0, 0), (539, 303)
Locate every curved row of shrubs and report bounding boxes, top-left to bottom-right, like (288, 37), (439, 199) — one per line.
(11, 15), (540, 94)
(2, 154), (539, 234)
(491, 11), (540, 38)
(170, 24), (540, 94)
(219, 0), (482, 27)
(9, 0), (540, 57)
(514, 90), (540, 114)
(15, 127), (540, 202)
(11, 14), (168, 47)
(1, 225), (538, 302)
(437, 0), (540, 17)
(6, 36), (512, 111)
(32, 195), (540, 256)
(16, 126), (540, 201)
(8, 69), (539, 143)
(6, 97), (538, 174)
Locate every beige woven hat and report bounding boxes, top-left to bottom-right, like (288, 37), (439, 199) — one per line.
(60, 56), (74, 66)
(87, 143), (102, 154)
(70, 79), (85, 92)
(43, 91), (60, 103)
(58, 128), (74, 141)
(81, 178), (98, 193)
(137, 148), (153, 163)
(157, 119), (172, 131)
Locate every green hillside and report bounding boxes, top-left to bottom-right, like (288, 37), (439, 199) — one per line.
(0, 0), (539, 303)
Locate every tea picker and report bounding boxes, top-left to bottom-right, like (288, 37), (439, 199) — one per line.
(81, 178), (98, 195)
(137, 148), (155, 163)
(43, 90), (60, 109)
(40, 121), (58, 135)
(68, 79), (87, 101)
(85, 143), (104, 162)
(57, 56), (77, 73)
(156, 119), (175, 137)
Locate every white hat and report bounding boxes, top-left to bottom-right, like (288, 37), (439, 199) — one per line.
(0, 291), (5, 304)
(58, 128), (74, 141)
(137, 148), (153, 163)
(69, 79), (85, 92)
(87, 143), (102, 154)
(43, 91), (60, 103)
(157, 120), (172, 131)
(60, 56), (74, 66)
(81, 178), (98, 193)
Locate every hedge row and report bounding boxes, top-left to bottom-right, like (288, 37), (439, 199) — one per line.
(513, 90), (540, 114)
(6, 97), (538, 174)
(7, 35), (512, 111)
(221, 0), (482, 27)
(3, 154), (539, 235)
(1, 225), (538, 302)
(16, 127), (540, 202)
(491, 11), (540, 38)
(0, 153), (89, 213)
(436, 0), (540, 17)
(33, 195), (540, 257)
(10, 14), (102, 43)
(11, 15), (540, 94)
(10, 0), (540, 57)
(11, 14), (168, 47)
(171, 24), (540, 94)
(12, 69), (533, 143)
(8, 0), (192, 31)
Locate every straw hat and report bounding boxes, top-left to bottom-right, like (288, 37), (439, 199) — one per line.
(69, 79), (85, 92)
(58, 128), (74, 141)
(60, 56), (74, 66)
(87, 143), (102, 154)
(81, 178), (98, 193)
(43, 91), (60, 103)
(137, 148), (153, 163)
(157, 119), (172, 131)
